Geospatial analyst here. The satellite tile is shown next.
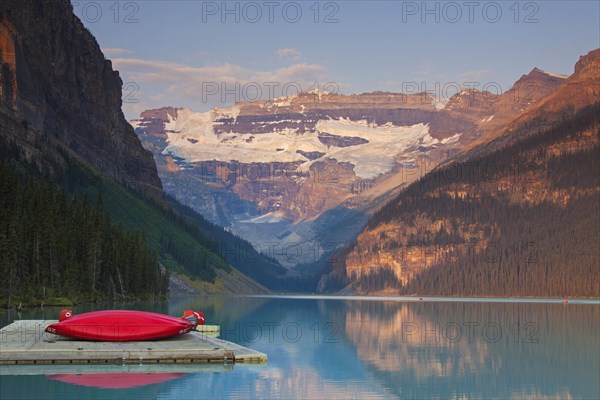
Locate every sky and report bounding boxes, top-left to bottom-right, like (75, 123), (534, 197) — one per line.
(71, 0), (600, 120)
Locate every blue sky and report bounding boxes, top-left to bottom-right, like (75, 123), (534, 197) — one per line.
(71, 1), (600, 119)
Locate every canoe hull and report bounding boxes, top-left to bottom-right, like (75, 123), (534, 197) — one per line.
(45, 310), (194, 341)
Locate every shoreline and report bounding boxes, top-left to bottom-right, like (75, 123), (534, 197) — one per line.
(4, 293), (599, 312)
(243, 294), (600, 304)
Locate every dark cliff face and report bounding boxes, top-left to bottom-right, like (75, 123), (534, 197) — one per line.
(0, 0), (162, 196)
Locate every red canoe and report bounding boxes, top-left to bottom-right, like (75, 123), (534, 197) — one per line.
(45, 309), (205, 341)
(47, 373), (186, 389)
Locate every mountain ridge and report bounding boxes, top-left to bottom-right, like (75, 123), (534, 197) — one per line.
(321, 49), (600, 296)
(458, 48), (600, 160)
(133, 66), (566, 269)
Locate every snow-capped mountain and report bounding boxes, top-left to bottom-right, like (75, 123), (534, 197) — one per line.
(133, 71), (566, 267)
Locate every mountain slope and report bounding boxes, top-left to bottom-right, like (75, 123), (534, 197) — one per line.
(134, 69), (565, 270)
(323, 50), (600, 297)
(460, 49), (600, 160)
(0, 0), (275, 297)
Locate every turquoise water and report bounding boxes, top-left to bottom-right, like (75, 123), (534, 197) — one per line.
(1, 296), (599, 399)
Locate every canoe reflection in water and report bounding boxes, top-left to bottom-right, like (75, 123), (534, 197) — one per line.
(46, 373), (187, 389)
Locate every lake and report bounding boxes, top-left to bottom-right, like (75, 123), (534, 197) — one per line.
(1, 296), (599, 399)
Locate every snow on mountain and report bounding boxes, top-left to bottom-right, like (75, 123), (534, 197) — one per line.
(162, 109), (458, 180)
(241, 211), (287, 224)
(306, 119), (433, 179)
(431, 97), (449, 110)
(538, 69), (569, 79)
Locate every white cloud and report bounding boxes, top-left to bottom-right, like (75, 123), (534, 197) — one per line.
(112, 57), (331, 119)
(417, 62), (435, 75)
(456, 69), (489, 81)
(102, 48), (132, 56)
(276, 48), (302, 60)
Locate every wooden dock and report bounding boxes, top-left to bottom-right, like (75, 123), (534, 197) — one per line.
(0, 320), (266, 366)
(0, 362), (236, 376)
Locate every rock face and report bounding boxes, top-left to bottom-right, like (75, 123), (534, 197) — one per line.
(325, 49), (600, 295)
(134, 66), (566, 267)
(510, 49), (600, 126)
(460, 50), (599, 159)
(479, 68), (569, 130)
(0, 0), (162, 197)
(444, 67), (568, 132)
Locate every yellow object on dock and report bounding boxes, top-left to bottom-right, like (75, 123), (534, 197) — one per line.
(195, 324), (220, 336)
(0, 320), (266, 366)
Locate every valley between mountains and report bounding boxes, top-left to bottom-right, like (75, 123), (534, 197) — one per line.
(132, 51), (598, 296)
(1, 0), (597, 301)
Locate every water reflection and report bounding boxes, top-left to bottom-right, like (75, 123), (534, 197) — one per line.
(46, 373), (187, 389)
(1, 297), (598, 400)
(332, 300), (600, 399)
(343, 302), (492, 377)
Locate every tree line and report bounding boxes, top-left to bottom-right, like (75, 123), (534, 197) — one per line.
(0, 161), (169, 308)
(331, 103), (600, 297)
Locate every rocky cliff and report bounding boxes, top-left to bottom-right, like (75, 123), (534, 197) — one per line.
(461, 49), (600, 159)
(0, 0), (162, 197)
